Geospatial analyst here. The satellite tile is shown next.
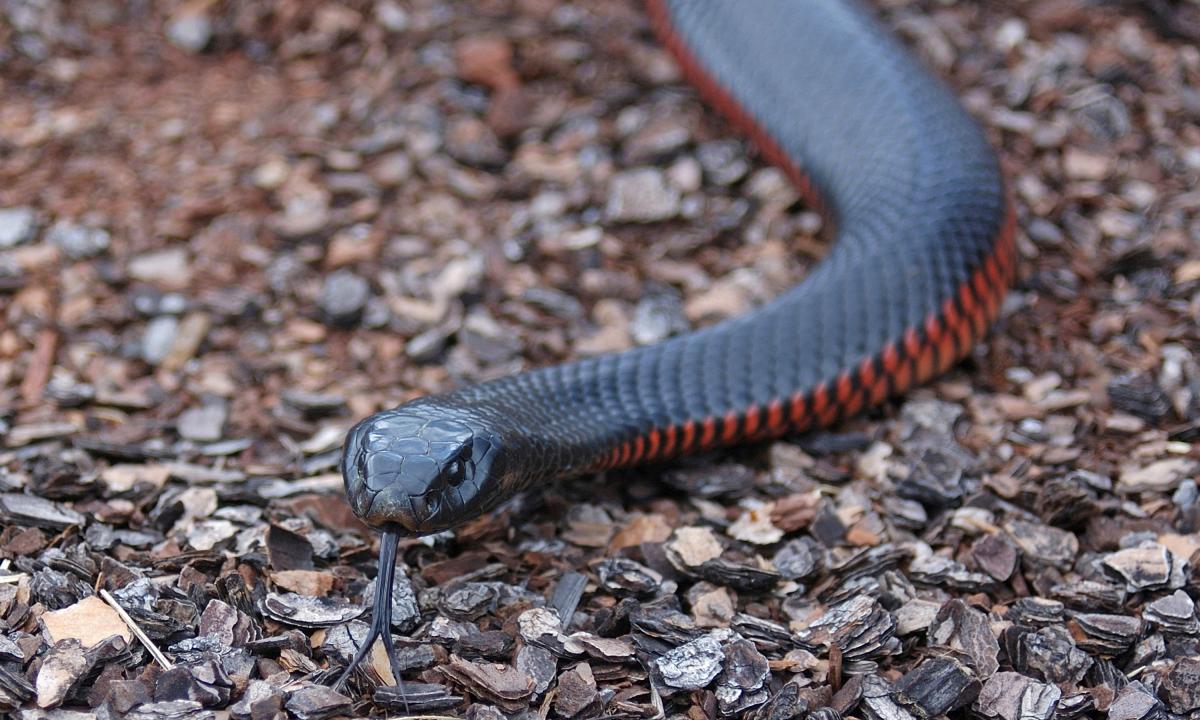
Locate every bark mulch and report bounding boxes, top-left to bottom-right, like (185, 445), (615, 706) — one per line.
(0, 0), (1198, 718)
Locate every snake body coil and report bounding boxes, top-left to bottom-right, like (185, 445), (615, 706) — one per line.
(334, 0), (1015, 688)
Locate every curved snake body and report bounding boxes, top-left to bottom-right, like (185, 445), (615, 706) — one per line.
(334, 0), (1015, 689)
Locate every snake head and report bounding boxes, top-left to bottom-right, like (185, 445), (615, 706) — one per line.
(341, 406), (506, 535)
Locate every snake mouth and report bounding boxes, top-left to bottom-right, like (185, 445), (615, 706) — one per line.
(354, 469), (467, 536)
(351, 478), (433, 535)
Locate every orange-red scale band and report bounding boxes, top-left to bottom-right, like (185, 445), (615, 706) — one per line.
(597, 207), (1016, 472)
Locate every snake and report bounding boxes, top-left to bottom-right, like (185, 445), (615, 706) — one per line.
(332, 0), (1016, 691)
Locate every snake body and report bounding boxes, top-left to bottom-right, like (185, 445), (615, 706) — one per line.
(334, 0), (1014, 688)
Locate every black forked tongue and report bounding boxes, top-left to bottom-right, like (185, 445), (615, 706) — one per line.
(333, 531), (409, 712)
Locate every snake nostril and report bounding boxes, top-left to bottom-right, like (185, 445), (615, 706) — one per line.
(408, 494), (430, 522)
(445, 459), (465, 486)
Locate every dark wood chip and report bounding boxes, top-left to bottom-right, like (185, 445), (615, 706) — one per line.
(892, 656), (981, 718)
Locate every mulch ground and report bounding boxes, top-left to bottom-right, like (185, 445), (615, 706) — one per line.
(1, 0), (1199, 718)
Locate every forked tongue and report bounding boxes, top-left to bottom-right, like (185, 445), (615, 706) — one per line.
(333, 530), (409, 712)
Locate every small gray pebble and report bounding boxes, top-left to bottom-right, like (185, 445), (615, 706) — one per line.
(166, 11), (212, 53)
(160, 293), (189, 315)
(1026, 218), (1065, 246)
(631, 291), (689, 345)
(460, 312), (522, 365)
(142, 316), (180, 365)
(523, 287), (585, 321)
(133, 290), (189, 317)
(267, 255), (306, 295)
(1173, 478), (1197, 510)
(362, 297), (392, 328)
(370, 151), (413, 187)
(47, 220), (110, 259)
(698, 140), (749, 186)
(406, 327), (450, 363)
(606, 168), (680, 223)
(319, 270), (371, 327)
(0, 207), (37, 248)
(177, 403), (228, 443)
(376, 1), (410, 31)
